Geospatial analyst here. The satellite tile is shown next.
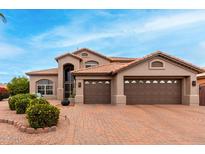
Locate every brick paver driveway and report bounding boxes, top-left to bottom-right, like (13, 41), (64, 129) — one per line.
(1, 100), (205, 144)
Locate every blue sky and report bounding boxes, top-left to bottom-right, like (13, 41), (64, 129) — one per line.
(1, 9), (205, 83)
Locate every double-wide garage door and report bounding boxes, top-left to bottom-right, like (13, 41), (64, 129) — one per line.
(84, 80), (111, 104)
(124, 79), (182, 105)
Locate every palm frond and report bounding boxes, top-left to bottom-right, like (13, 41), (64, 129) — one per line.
(0, 13), (7, 23)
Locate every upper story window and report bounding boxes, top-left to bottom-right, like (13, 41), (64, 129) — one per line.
(85, 61), (99, 68)
(81, 52), (88, 57)
(36, 79), (53, 96)
(150, 60), (165, 69)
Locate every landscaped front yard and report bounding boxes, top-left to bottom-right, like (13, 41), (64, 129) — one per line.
(1, 100), (205, 144)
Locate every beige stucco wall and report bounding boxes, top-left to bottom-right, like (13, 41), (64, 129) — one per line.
(57, 56), (81, 100)
(29, 75), (58, 99)
(74, 50), (111, 68)
(56, 50), (111, 100)
(112, 57), (199, 105)
(29, 52), (199, 106)
(74, 57), (200, 105)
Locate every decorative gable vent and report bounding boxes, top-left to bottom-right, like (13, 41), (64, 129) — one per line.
(81, 52), (88, 57)
(150, 59), (165, 70)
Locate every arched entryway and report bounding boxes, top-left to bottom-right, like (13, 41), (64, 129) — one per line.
(63, 63), (74, 98)
(199, 84), (205, 106)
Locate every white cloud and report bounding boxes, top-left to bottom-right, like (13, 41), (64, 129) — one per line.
(139, 11), (205, 33)
(0, 71), (9, 75)
(28, 10), (205, 49)
(199, 41), (205, 49)
(0, 43), (24, 59)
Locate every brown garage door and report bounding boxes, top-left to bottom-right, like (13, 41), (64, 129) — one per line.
(124, 79), (182, 105)
(84, 80), (111, 104)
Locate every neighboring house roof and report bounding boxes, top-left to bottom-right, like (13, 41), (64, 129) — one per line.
(0, 84), (7, 88)
(73, 51), (204, 76)
(55, 52), (82, 61)
(197, 73), (205, 79)
(72, 63), (130, 76)
(26, 68), (58, 76)
(72, 48), (112, 61)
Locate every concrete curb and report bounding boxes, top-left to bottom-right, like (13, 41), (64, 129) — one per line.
(0, 118), (57, 134)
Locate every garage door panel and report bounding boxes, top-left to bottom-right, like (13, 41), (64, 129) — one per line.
(125, 79), (181, 105)
(84, 80), (111, 104)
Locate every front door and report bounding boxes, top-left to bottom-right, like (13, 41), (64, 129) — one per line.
(64, 82), (74, 98)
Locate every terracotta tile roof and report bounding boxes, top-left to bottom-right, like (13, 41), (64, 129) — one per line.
(73, 51), (203, 76)
(72, 63), (131, 75)
(56, 48), (137, 63)
(197, 68), (205, 78)
(27, 50), (204, 77)
(109, 57), (138, 62)
(72, 48), (112, 61)
(197, 73), (205, 78)
(26, 68), (58, 76)
(112, 51), (204, 74)
(55, 52), (82, 61)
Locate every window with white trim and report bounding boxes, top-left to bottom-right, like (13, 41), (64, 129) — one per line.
(85, 61), (99, 68)
(36, 79), (53, 96)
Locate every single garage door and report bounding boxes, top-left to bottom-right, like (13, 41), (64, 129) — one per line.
(124, 79), (182, 105)
(84, 80), (111, 104)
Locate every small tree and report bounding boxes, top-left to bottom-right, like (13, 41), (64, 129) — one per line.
(7, 77), (29, 96)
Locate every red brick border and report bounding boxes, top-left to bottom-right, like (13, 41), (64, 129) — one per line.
(0, 118), (57, 134)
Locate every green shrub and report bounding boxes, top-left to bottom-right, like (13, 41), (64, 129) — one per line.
(8, 93), (37, 111)
(8, 95), (18, 110)
(24, 93), (37, 99)
(26, 104), (60, 128)
(7, 77), (29, 96)
(29, 98), (49, 107)
(15, 98), (30, 114)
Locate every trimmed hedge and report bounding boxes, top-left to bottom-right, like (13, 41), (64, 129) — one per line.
(8, 95), (18, 110)
(26, 104), (60, 128)
(29, 98), (49, 106)
(8, 93), (37, 111)
(15, 98), (30, 114)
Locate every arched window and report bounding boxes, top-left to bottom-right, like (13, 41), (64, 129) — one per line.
(64, 64), (74, 98)
(151, 61), (164, 67)
(36, 79), (53, 96)
(85, 61), (99, 68)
